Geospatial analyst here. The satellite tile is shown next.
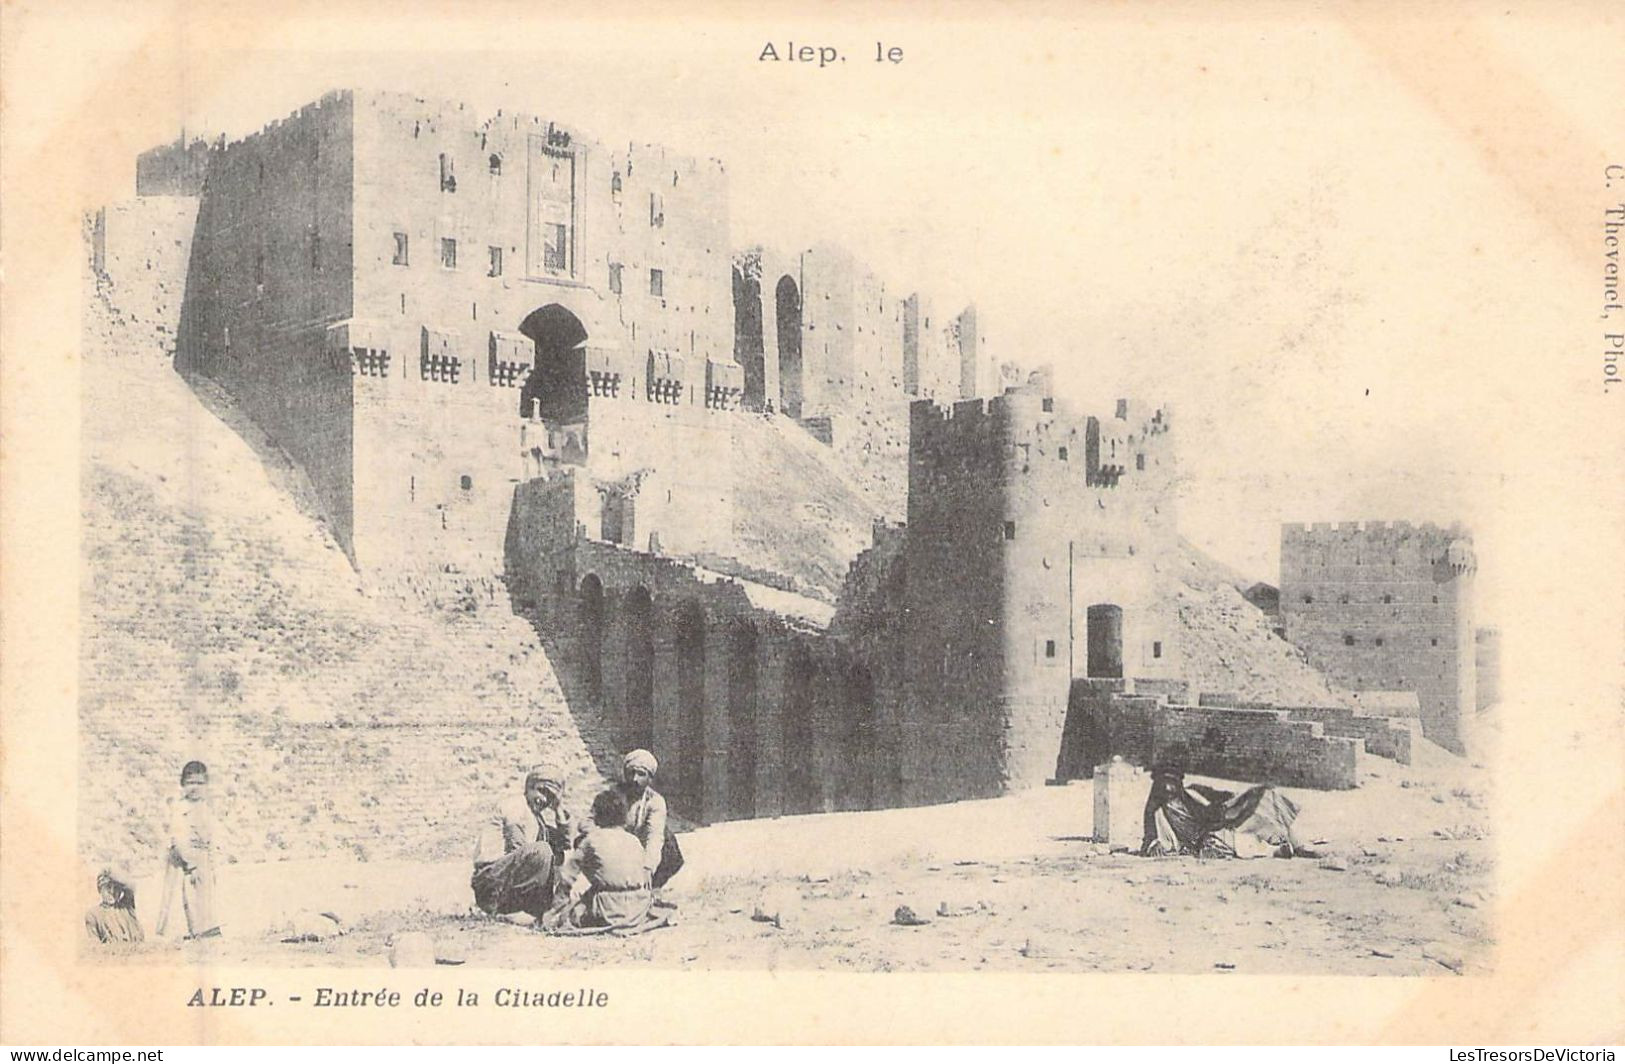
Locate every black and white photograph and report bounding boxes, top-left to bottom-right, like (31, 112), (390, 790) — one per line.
(2, 0), (1622, 1047)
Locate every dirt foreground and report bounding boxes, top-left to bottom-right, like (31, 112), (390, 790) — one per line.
(87, 743), (1493, 977)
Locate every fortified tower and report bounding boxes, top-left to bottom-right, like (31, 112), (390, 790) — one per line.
(900, 374), (1178, 803)
(1279, 521), (1477, 752)
(177, 90), (744, 576)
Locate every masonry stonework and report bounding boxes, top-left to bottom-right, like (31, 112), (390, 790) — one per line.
(1279, 522), (1477, 753)
(899, 378), (1180, 804)
(139, 85), (1434, 851)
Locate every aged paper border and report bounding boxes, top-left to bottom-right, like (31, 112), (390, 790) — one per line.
(3, 0), (1623, 1045)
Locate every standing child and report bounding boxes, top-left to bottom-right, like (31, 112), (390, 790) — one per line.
(155, 760), (221, 939)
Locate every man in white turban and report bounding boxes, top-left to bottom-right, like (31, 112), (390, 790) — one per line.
(618, 749), (681, 887)
(471, 763), (576, 920)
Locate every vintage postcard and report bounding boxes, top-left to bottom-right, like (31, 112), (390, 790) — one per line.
(2, 0), (1622, 1046)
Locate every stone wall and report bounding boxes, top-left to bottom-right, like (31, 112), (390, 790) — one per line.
(1066, 680), (1373, 790)
(136, 137), (213, 196)
(350, 89), (732, 370)
(504, 475), (890, 825)
(734, 244), (985, 428)
(900, 380), (1179, 803)
(347, 89), (741, 576)
(89, 196), (198, 358)
(175, 89), (752, 576)
(1474, 627), (1500, 711)
(1280, 521), (1477, 752)
(176, 91), (359, 557)
(1195, 695), (1415, 765)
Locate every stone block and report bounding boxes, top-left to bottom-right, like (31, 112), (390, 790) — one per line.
(1093, 758), (1150, 849)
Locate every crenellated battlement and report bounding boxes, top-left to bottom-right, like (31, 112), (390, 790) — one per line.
(1279, 517), (1477, 753)
(908, 386), (1173, 492)
(1280, 519), (1475, 565)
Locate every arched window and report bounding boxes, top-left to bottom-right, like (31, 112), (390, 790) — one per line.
(488, 153), (502, 175)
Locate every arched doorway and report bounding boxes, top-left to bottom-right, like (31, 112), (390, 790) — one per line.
(518, 304), (588, 421)
(782, 643), (815, 814)
(726, 623), (759, 820)
(578, 575), (605, 704)
(1086, 603), (1124, 679)
(674, 602), (707, 818)
(775, 275), (803, 418)
(732, 266), (766, 411)
(623, 586), (655, 752)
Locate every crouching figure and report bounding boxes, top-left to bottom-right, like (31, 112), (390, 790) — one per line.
(543, 789), (653, 931)
(1141, 766), (1314, 859)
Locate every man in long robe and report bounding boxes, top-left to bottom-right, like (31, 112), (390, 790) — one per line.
(1141, 767), (1309, 859)
(471, 763), (576, 920)
(618, 749), (682, 888)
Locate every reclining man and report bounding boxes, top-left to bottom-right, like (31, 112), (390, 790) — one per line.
(1140, 763), (1315, 859)
(471, 763), (577, 921)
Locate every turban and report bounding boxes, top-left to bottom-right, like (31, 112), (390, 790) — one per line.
(623, 749), (658, 775)
(525, 763), (565, 792)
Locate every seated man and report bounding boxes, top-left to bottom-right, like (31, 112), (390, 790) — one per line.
(471, 763), (576, 921)
(1141, 765), (1310, 859)
(85, 868), (144, 945)
(619, 749), (682, 889)
(544, 788), (652, 931)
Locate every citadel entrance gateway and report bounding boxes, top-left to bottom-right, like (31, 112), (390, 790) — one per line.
(1086, 603), (1124, 679)
(518, 303), (589, 424)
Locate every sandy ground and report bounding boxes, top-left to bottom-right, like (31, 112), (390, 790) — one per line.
(85, 741), (1493, 976)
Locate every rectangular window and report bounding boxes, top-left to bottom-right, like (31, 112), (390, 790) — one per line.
(1375, 637), (1385, 647)
(543, 224), (568, 273)
(488, 246), (503, 277)
(1044, 639), (1056, 659)
(441, 238), (457, 269)
(1042, 398), (1054, 412)
(649, 191), (664, 228)
(1058, 446), (1068, 461)
(1003, 520), (1016, 540)
(1153, 641), (1163, 659)
(1136, 453), (1146, 471)
(439, 153), (456, 192)
(609, 262), (623, 294)
(649, 268), (664, 297)
(1344, 634), (1356, 646)
(392, 232), (409, 266)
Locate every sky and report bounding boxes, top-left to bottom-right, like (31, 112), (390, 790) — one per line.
(59, 5), (1625, 614)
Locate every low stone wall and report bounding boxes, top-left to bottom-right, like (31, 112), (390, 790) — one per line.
(1068, 680), (1364, 789)
(1196, 695), (1414, 765)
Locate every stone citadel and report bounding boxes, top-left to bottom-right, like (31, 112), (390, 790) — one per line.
(83, 90), (1495, 854)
